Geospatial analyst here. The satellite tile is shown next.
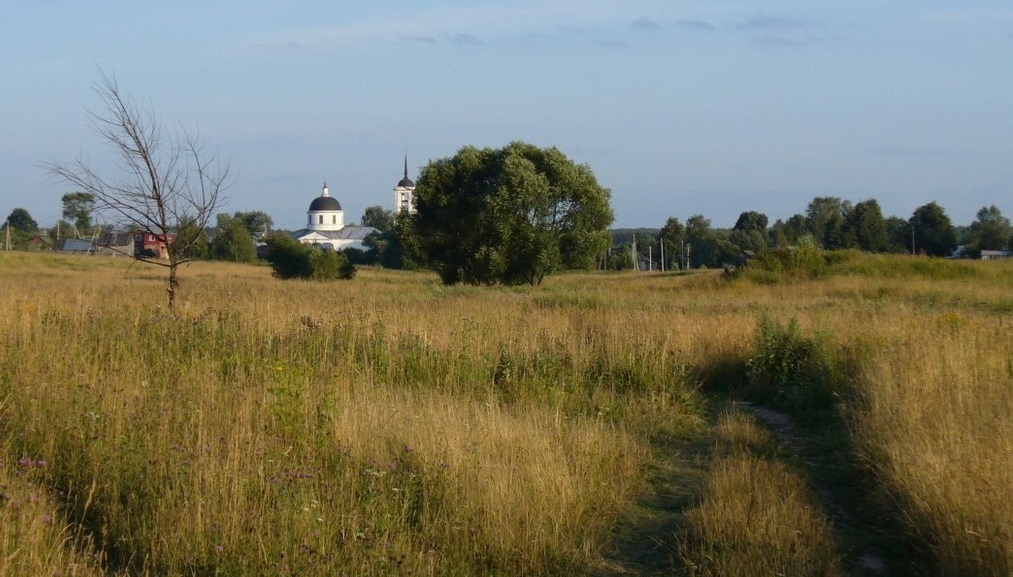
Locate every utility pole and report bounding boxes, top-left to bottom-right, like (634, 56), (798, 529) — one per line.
(911, 223), (916, 255)
(660, 239), (665, 272)
(4, 220), (9, 251)
(632, 233), (638, 271)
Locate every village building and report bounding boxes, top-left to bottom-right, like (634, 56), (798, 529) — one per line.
(291, 182), (377, 251)
(980, 249), (1012, 260)
(97, 231), (134, 257)
(134, 231), (175, 259)
(291, 158), (416, 250)
(393, 155), (416, 216)
(52, 238), (95, 255)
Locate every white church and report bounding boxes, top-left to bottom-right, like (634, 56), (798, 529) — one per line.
(291, 157), (416, 251)
(393, 156), (416, 216)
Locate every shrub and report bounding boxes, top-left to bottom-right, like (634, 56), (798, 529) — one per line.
(310, 248), (356, 280)
(746, 235), (827, 282)
(790, 235), (827, 277)
(747, 317), (841, 410)
(264, 233), (356, 280)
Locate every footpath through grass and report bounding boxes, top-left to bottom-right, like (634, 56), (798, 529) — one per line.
(716, 253), (1013, 577)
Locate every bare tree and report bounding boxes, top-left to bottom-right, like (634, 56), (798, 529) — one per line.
(43, 70), (229, 309)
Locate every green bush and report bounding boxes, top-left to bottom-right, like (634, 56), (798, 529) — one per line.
(745, 235), (827, 283)
(747, 317), (841, 410)
(310, 248), (356, 280)
(264, 233), (356, 280)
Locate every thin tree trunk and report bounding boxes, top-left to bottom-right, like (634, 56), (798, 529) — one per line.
(168, 262), (179, 310)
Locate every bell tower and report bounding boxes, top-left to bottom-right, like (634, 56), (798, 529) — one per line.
(393, 155), (416, 215)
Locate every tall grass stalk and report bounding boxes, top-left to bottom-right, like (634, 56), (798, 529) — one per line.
(852, 315), (1012, 576)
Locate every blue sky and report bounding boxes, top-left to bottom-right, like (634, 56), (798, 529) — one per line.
(3, 1), (1011, 229)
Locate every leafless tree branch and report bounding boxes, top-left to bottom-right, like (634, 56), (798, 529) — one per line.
(41, 69), (230, 308)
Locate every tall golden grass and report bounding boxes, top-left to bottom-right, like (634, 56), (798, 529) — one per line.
(0, 251), (1009, 575)
(0, 254), (703, 575)
(739, 255), (1012, 576)
(675, 410), (842, 576)
(851, 312), (1012, 575)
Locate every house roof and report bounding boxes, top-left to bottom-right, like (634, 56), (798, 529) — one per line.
(98, 232), (134, 247)
(292, 226), (378, 241)
(53, 238), (95, 253)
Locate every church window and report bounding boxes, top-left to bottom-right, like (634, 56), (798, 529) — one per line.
(318, 215), (323, 225)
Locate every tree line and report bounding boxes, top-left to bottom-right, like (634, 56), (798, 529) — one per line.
(6, 192), (1010, 274)
(607, 199), (1010, 271)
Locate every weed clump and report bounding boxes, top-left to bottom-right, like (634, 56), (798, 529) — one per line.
(746, 317), (846, 411)
(746, 235), (828, 282)
(264, 232), (356, 280)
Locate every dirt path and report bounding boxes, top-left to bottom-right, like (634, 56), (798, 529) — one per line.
(735, 401), (888, 576)
(592, 435), (710, 576)
(594, 402), (893, 576)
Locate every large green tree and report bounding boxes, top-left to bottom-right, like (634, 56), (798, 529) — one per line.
(5, 208), (38, 232)
(361, 206), (395, 233)
(966, 205), (1011, 252)
(658, 217), (686, 270)
(909, 201), (957, 256)
(842, 198), (889, 252)
(263, 233), (354, 280)
(404, 142), (613, 285)
(730, 210), (769, 253)
(210, 213), (256, 262)
(885, 216), (911, 253)
(777, 214), (809, 247)
(61, 192), (96, 234)
(685, 215), (721, 268)
(805, 197), (849, 249)
(232, 210), (273, 235)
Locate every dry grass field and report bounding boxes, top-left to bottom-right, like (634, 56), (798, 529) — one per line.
(0, 251), (1009, 575)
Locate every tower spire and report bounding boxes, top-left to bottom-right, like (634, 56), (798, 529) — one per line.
(403, 153), (409, 179)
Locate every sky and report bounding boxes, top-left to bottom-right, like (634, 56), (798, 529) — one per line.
(2, 1), (1012, 230)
